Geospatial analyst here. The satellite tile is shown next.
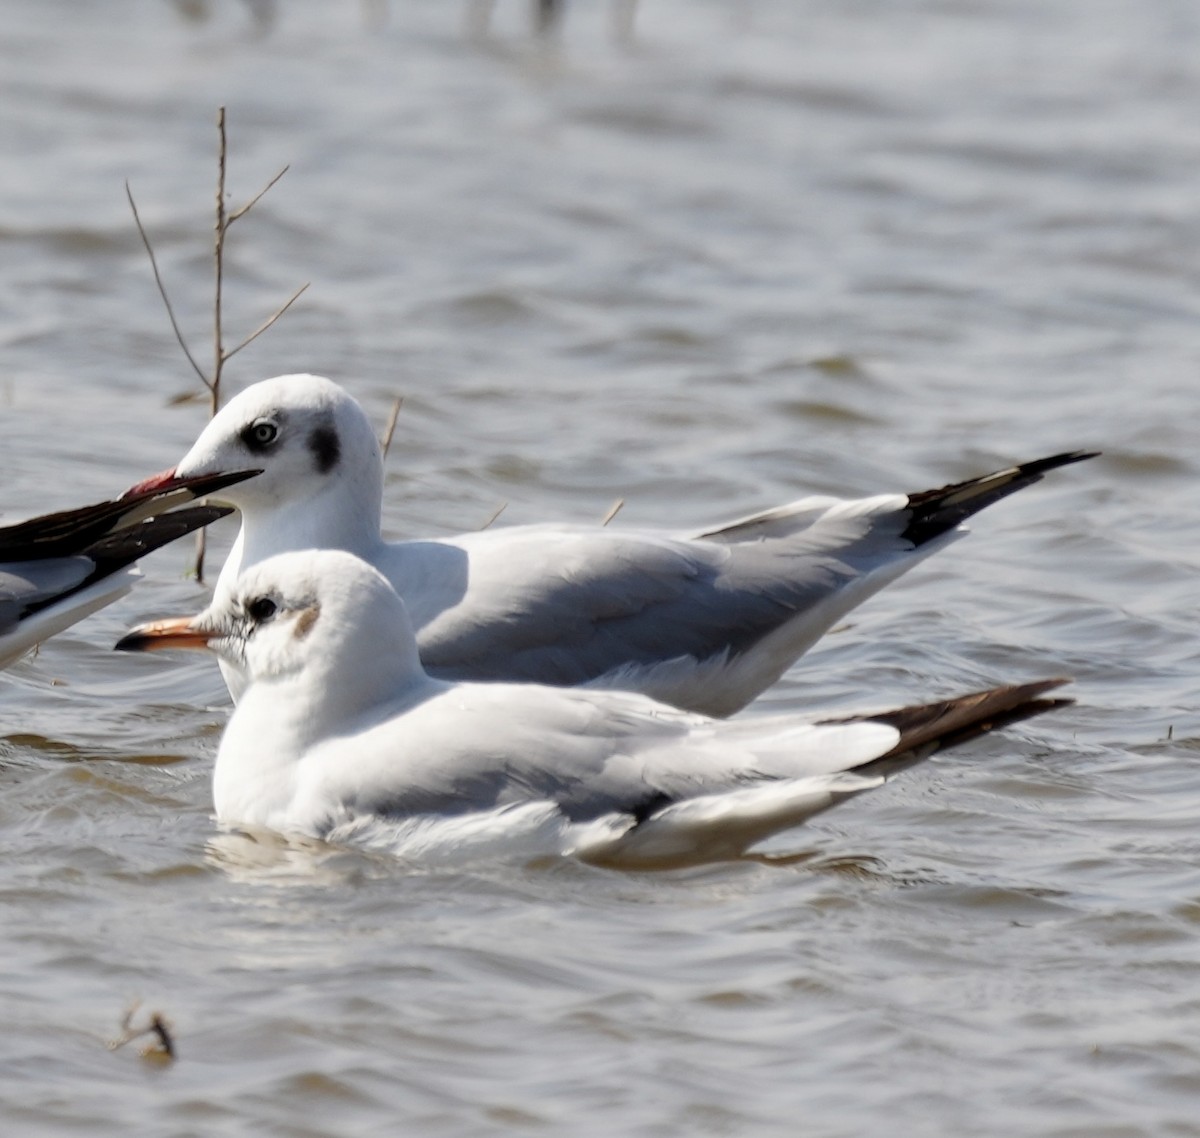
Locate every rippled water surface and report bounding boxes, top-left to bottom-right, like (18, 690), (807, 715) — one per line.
(3, 1), (1200, 1134)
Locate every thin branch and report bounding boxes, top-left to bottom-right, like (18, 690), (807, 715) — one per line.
(224, 281), (310, 361)
(227, 164), (290, 225)
(125, 182), (207, 387)
(213, 105), (228, 408)
(600, 498), (625, 526)
(195, 107), (232, 584)
(133, 105), (305, 583)
(380, 396), (404, 459)
(479, 502), (507, 530)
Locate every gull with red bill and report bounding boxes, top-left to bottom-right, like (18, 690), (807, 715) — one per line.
(141, 372), (1095, 715)
(0, 468), (258, 670)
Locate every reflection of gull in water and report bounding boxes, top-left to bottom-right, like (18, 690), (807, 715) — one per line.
(205, 827), (387, 886)
(145, 373), (1094, 715)
(0, 470), (255, 670)
(119, 549), (1071, 870)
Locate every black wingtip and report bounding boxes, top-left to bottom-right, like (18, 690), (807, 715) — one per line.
(0, 470), (255, 561)
(903, 451), (1099, 547)
(113, 629), (153, 653)
(853, 677), (1073, 769)
(84, 505), (234, 565)
(1008, 450), (1101, 477)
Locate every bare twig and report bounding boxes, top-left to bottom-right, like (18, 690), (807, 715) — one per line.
(207, 108), (302, 404)
(128, 105), (305, 582)
(125, 183), (207, 387)
(600, 498), (625, 526)
(195, 109), (230, 582)
(380, 396), (404, 459)
(227, 164), (290, 225)
(224, 281), (310, 362)
(212, 105), (228, 411)
(479, 502), (508, 530)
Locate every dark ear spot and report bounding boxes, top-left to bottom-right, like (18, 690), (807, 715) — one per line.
(308, 425), (340, 474)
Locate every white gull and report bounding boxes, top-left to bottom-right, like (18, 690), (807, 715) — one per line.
(140, 373), (1094, 715)
(117, 549), (1070, 869)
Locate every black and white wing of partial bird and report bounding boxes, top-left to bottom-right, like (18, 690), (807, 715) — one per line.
(0, 469), (257, 670)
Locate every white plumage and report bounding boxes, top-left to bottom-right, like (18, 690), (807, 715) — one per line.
(157, 373), (1093, 714)
(118, 549), (1070, 869)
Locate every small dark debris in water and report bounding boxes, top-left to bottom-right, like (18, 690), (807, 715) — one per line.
(808, 354), (870, 378)
(171, 0), (210, 22)
(109, 1001), (176, 1063)
(535, 0), (564, 34)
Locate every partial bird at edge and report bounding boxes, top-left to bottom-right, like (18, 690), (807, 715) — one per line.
(0, 468), (258, 670)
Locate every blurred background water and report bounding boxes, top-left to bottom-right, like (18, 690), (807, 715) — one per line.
(2, 1), (1199, 1134)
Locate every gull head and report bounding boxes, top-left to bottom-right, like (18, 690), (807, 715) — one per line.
(117, 549), (425, 696)
(172, 375), (385, 525)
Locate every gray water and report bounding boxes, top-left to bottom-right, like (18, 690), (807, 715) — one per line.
(2, 1), (1199, 1134)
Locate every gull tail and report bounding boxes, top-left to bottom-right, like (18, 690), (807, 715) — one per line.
(579, 679), (1073, 870)
(835, 677), (1073, 778)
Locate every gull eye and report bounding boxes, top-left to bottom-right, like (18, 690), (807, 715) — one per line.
(240, 419), (280, 452)
(247, 596), (278, 624)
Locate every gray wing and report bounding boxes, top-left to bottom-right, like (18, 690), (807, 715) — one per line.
(0, 558), (94, 637)
(409, 513), (924, 686)
(321, 684), (699, 825)
(407, 451), (1096, 691)
(320, 680), (1070, 846)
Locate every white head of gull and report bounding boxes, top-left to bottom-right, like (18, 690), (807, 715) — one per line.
(163, 373), (1095, 715)
(117, 549), (1070, 870)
